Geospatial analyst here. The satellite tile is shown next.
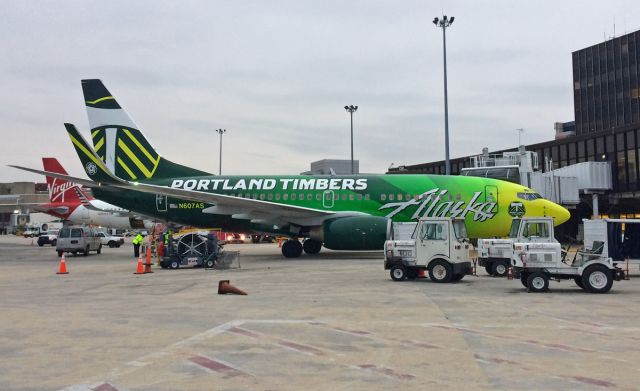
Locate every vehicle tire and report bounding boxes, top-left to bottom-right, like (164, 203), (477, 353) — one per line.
(520, 272), (529, 288)
(582, 265), (613, 293)
(574, 276), (585, 289)
(302, 239), (322, 255)
(38, 243), (44, 247)
(429, 259), (453, 283)
(492, 260), (508, 277)
(282, 240), (303, 258)
(527, 272), (549, 293)
(72, 251), (77, 256)
(169, 260), (180, 269)
(406, 268), (419, 280)
(108, 241), (116, 248)
(390, 264), (406, 281)
(96, 244), (102, 255)
(204, 259), (215, 268)
(484, 264), (493, 275)
(57, 250), (63, 257)
(84, 245), (90, 256)
(51, 240), (56, 246)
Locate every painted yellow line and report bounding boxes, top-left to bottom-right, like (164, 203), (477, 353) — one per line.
(117, 156), (137, 180)
(91, 129), (100, 138)
(94, 137), (105, 151)
(118, 139), (152, 177)
(85, 96), (114, 105)
(122, 128), (159, 166)
(68, 133), (110, 173)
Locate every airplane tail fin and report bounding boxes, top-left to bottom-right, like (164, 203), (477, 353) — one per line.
(82, 79), (211, 181)
(42, 157), (93, 204)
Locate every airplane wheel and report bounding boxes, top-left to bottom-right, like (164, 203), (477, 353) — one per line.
(302, 239), (322, 255)
(582, 265), (613, 293)
(282, 240), (302, 258)
(390, 264), (406, 281)
(527, 272), (549, 293)
(429, 259), (453, 283)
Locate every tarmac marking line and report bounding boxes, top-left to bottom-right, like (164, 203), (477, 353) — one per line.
(188, 355), (248, 377)
(354, 364), (415, 380)
(566, 375), (616, 388)
(229, 325), (327, 356)
(91, 384), (119, 391)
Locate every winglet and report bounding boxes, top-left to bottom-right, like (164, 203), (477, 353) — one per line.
(64, 123), (126, 185)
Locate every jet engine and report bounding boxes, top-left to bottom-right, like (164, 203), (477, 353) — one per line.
(310, 216), (388, 250)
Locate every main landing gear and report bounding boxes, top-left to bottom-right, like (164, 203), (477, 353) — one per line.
(281, 239), (323, 258)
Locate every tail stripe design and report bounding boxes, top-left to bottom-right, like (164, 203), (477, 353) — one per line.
(117, 156), (137, 180)
(85, 96), (115, 105)
(91, 126), (160, 180)
(68, 132), (112, 175)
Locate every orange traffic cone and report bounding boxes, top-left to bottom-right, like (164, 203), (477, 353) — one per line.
(144, 245), (154, 274)
(218, 280), (247, 295)
(56, 253), (69, 274)
(507, 267), (514, 280)
(134, 254), (145, 274)
(418, 269), (426, 278)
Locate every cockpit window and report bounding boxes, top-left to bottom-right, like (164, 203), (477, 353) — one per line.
(517, 192), (542, 201)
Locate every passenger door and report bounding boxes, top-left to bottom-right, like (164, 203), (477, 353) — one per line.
(322, 190), (334, 209)
(484, 185), (498, 212)
(416, 222), (449, 261)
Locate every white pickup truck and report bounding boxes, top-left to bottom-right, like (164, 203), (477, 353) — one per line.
(384, 217), (474, 283)
(96, 232), (125, 248)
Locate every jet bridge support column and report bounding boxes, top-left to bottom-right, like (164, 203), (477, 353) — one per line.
(592, 193), (599, 218)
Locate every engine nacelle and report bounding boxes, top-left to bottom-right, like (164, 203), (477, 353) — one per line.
(312, 216), (388, 251)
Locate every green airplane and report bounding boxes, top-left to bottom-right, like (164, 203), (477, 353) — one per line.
(12, 80), (570, 258)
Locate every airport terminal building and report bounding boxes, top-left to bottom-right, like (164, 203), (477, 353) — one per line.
(388, 29), (640, 237)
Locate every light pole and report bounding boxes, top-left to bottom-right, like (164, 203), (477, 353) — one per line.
(215, 128), (226, 175)
(344, 105), (358, 174)
(517, 128), (524, 146)
(433, 15), (454, 175)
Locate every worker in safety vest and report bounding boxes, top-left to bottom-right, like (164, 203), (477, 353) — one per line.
(132, 232), (143, 258)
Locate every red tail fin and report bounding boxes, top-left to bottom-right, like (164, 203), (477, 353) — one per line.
(42, 157), (93, 203)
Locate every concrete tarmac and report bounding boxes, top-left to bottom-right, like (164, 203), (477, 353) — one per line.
(1, 235), (640, 390)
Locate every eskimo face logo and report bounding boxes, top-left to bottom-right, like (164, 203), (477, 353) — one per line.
(508, 201), (526, 218)
(85, 162), (98, 176)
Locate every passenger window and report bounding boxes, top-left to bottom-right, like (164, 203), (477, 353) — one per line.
(307, 194), (312, 201)
(316, 194), (322, 201)
(365, 194), (370, 200)
(259, 194), (265, 200)
(381, 194), (386, 201)
(267, 194), (273, 200)
(325, 192), (331, 200)
(341, 194), (347, 201)
(283, 194), (289, 200)
(291, 194), (297, 200)
(349, 194), (354, 201)
(389, 194), (395, 201)
(71, 229), (82, 238)
(357, 194), (363, 201)
(275, 194), (281, 201)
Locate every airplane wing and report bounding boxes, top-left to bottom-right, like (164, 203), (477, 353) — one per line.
(9, 165), (346, 224)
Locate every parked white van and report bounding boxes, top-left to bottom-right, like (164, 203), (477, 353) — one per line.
(56, 227), (102, 257)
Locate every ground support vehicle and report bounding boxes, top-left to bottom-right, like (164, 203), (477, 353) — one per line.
(478, 217), (559, 277)
(96, 232), (125, 248)
(37, 230), (59, 246)
(510, 224), (625, 294)
(160, 232), (224, 269)
(384, 217), (474, 283)
(56, 227), (102, 257)
(583, 218), (640, 265)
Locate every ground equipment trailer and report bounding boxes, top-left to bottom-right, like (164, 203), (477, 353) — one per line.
(510, 220), (625, 293)
(160, 232), (223, 269)
(583, 218), (640, 264)
(477, 217), (559, 277)
(384, 217), (474, 283)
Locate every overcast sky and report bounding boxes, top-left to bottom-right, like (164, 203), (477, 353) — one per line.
(1, 0), (639, 182)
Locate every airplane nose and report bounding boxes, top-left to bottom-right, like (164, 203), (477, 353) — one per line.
(548, 201), (570, 226)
